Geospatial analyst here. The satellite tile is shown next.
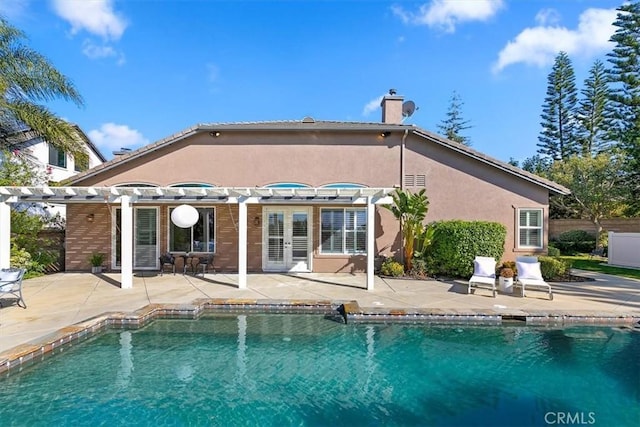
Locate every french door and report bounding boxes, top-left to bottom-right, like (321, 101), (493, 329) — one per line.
(263, 207), (311, 272)
(112, 207), (159, 269)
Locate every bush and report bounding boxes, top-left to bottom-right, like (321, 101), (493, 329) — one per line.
(380, 258), (404, 277)
(553, 229), (596, 255)
(538, 256), (569, 280)
(547, 245), (561, 257)
(426, 220), (506, 278)
(409, 258), (428, 278)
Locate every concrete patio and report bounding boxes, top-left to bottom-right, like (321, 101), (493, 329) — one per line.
(1, 269), (639, 356)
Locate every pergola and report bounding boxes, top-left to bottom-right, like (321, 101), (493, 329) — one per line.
(0, 186), (394, 290)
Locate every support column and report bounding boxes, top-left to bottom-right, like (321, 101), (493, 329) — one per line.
(0, 199), (10, 269)
(238, 199), (247, 289)
(121, 195), (133, 289)
(366, 196), (375, 291)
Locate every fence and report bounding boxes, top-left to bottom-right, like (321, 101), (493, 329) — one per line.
(549, 218), (640, 239)
(608, 232), (640, 269)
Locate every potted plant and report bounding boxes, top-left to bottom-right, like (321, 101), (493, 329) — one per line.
(89, 252), (105, 273)
(498, 266), (514, 294)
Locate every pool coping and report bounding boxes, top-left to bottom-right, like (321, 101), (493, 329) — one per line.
(1, 298), (639, 376)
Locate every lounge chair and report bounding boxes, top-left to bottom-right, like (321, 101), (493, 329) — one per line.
(468, 256), (497, 297)
(0, 268), (27, 308)
(515, 256), (553, 300)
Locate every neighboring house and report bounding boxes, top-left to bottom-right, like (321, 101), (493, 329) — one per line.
(5, 124), (106, 218)
(0, 92), (569, 289)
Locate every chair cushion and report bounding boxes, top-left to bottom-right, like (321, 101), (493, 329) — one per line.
(0, 270), (21, 281)
(474, 258), (496, 277)
(516, 261), (543, 280)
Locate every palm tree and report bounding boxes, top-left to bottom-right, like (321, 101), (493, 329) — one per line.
(384, 189), (429, 271)
(0, 17), (87, 162)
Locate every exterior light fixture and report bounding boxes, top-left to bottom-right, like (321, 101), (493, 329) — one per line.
(171, 205), (199, 228)
(381, 131), (391, 138)
(253, 216), (261, 226)
(86, 213), (95, 222)
(209, 131), (221, 137)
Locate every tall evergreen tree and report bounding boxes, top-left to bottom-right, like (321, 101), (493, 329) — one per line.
(437, 91), (472, 146)
(538, 51), (579, 160)
(0, 17), (87, 161)
(607, 2), (640, 214)
(576, 60), (612, 157)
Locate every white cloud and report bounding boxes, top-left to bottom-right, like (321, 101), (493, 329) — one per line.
(535, 8), (561, 26)
(362, 95), (384, 117)
(52, 0), (128, 40)
(81, 40), (126, 65)
(88, 123), (148, 154)
(392, 0), (504, 33)
(0, 0), (30, 20)
(493, 8), (617, 73)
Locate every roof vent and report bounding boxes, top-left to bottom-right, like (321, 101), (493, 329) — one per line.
(112, 147), (132, 157)
(302, 116), (315, 123)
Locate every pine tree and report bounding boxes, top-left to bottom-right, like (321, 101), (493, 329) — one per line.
(576, 60), (612, 157)
(437, 91), (472, 146)
(607, 1), (640, 214)
(538, 51), (579, 160)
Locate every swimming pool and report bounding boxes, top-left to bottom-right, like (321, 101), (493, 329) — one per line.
(1, 314), (638, 426)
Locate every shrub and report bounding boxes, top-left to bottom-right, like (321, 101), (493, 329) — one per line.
(553, 229), (596, 255)
(538, 256), (569, 280)
(547, 245), (561, 257)
(380, 258), (404, 277)
(500, 267), (514, 278)
(409, 258), (428, 278)
(426, 220), (506, 278)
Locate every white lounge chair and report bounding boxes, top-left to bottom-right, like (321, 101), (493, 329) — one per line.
(515, 256), (553, 300)
(0, 268), (27, 308)
(468, 256), (497, 298)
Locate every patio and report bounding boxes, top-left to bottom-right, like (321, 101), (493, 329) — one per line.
(1, 270), (639, 356)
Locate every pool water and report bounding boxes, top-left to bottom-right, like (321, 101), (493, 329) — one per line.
(0, 314), (638, 426)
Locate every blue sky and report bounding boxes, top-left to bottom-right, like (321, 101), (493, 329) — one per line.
(1, 0), (623, 162)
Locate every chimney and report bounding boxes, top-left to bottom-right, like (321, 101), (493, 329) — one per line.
(380, 88), (404, 124)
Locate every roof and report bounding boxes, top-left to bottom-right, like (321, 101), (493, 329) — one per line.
(6, 124), (107, 163)
(65, 118), (570, 195)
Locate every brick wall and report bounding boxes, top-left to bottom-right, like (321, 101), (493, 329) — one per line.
(549, 218), (640, 239)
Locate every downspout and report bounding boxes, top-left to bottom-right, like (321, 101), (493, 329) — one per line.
(400, 128), (408, 189)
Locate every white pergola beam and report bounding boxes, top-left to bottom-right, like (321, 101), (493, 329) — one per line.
(0, 200), (10, 268)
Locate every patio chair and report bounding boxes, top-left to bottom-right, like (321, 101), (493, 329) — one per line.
(515, 256), (553, 300)
(468, 256), (497, 298)
(159, 253), (175, 275)
(0, 268), (27, 308)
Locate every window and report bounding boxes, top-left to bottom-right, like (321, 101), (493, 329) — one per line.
(263, 183), (310, 188)
(320, 183), (366, 189)
(518, 209), (543, 249)
(169, 207), (215, 253)
(321, 208), (367, 254)
(48, 145), (66, 168)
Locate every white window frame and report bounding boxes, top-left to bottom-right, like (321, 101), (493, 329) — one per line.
(168, 206), (216, 253)
(517, 208), (543, 249)
(319, 208), (367, 255)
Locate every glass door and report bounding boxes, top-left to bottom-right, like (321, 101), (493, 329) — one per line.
(263, 207), (311, 272)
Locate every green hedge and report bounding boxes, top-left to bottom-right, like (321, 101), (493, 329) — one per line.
(426, 220), (507, 278)
(551, 229), (596, 255)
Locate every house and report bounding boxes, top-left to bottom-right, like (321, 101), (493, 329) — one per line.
(0, 91), (569, 289)
(3, 124), (106, 218)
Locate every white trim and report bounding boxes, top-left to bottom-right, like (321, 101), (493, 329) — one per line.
(517, 208), (544, 250)
(121, 195), (133, 289)
(0, 200), (10, 268)
(366, 197), (375, 291)
(238, 199), (247, 289)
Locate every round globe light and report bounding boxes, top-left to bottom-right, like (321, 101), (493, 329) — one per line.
(171, 204), (199, 228)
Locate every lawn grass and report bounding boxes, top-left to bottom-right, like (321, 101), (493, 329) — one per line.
(560, 255), (640, 280)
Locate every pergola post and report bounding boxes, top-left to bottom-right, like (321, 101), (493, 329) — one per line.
(238, 198), (247, 289)
(121, 195), (133, 289)
(366, 196), (375, 291)
(0, 199), (10, 269)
